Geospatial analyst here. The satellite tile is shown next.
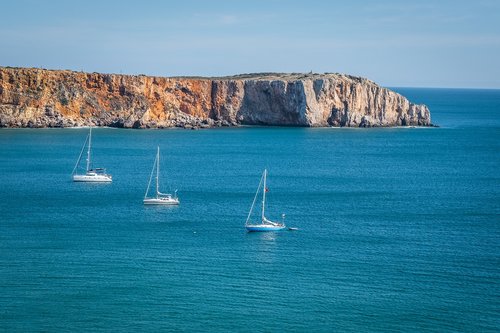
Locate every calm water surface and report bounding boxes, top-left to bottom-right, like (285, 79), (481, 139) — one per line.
(0, 88), (499, 331)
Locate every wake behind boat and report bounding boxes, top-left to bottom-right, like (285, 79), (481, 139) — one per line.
(143, 146), (179, 205)
(245, 169), (286, 232)
(71, 128), (112, 182)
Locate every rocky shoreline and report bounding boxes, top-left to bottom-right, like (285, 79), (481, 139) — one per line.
(0, 67), (432, 129)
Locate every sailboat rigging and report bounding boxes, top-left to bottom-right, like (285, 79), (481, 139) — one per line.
(143, 146), (179, 205)
(245, 169), (286, 232)
(72, 127), (112, 182)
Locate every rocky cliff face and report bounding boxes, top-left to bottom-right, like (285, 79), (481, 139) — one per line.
(0, 67), (431, 128)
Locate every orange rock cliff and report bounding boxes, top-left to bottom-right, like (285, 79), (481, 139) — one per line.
(0, 67), (431, 128)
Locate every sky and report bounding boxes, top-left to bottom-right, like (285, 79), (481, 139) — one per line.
(1, 0), (499, 88)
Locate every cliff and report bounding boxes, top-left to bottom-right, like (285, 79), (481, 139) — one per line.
(0, 67), (431, 128)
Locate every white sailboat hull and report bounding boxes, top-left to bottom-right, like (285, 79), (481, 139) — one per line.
(143, 197), (179, 205)
(73, 173), (112, 182)
(246, 224), (286, 232)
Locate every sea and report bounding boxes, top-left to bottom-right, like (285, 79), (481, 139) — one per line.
(0, 88), (499, 332)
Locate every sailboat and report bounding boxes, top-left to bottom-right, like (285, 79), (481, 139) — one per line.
(143, 146), (179, 205)
(72, 128), (112, 182)
(245, 169), (286, 232)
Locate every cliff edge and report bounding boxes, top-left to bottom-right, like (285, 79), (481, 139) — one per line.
(0, 67), (431, 128)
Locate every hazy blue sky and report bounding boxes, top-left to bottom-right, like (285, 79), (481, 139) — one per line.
(1, 0), (499, 88)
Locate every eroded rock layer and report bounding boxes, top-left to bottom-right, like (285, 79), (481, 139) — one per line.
(0, 67), (431, 128)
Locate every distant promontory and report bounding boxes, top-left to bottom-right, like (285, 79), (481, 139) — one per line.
(0, 67), (431, 128)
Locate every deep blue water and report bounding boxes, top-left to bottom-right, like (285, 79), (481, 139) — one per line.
(0, 88), (499, 332)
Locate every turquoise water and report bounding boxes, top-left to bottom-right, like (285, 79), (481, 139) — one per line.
(0, 89), (499, 332)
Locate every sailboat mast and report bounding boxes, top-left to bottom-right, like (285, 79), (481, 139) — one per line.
(262, 169), (267, 220)
(156, 146), (160, 198)
(86, 127), (92, 172)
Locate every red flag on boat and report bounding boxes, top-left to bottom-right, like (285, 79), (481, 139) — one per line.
(265, 187), (269, 192)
